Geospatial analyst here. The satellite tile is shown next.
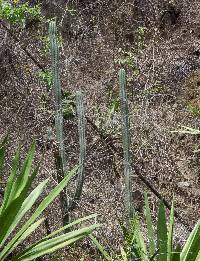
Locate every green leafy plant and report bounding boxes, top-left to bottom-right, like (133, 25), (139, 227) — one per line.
(38, 69), (53, 90)
(142, 81), (165, 96)
(91, 193), (200, 261)
(116, 216), (148, 261)
(94, 101), (121, 137)
(135, 26), (145, 52)
(0, 137), (99, 260)
(187, 104), (200, 119)
(62, 90), (76, 120)
(0, 1), (42, 25)
(40, 34), (63, 56)
(115, 48), (140, 76)
(114, 26), (145, 78)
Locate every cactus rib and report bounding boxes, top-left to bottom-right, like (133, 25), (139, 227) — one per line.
(119, 68), (134, 223)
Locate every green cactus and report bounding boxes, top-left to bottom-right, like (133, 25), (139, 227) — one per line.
(49, 20), (66, 171)
(49, 21), (86, 225)
(68, 91), (86, 211)
(118, 68), (134, 224)
(49, 20), (68, 225)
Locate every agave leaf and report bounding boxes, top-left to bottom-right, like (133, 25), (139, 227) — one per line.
(157, 200), (168, 261)
(167, 197), (175, 261)
(0, 166), (78, 260)
(13, 224), (100, 261)
(43, 214), (97, 241)
(144, 192), (156, 257)
(19, 218), (45, 241)
(0, 178), (48, 254)
(120, 247), (128, 261)
(27, 214), (98, 250)
(89, 235), (113, 261)
(11, 179), (47, 235)
(0, 166), (44, 251)
(13, 216), (99, 261)
(194, 250), (200, 261)
(171, 244), (181, 261)
(7, 143), (36, 206)
(13, 237), (85, 261)
(10, 218), (45, 255)
(180, 219), (200, 261)
(0, 148), (20, 213)
(6, 217), (46, 257)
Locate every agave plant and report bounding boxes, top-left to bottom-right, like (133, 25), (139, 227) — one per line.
(91, 193), (200, 261)
(0, 137), (99, 260)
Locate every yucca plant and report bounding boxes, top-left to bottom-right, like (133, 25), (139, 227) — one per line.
(91, 193), (200, 261)
(0, 137), (99, 260)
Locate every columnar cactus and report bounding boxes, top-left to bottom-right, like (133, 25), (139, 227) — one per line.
(49, 20), (68, 225)
(119, 68), (134, 224)
(68, 91), (86, 211)
(49, 21), (86, 225)
(49, 20), (66, 172)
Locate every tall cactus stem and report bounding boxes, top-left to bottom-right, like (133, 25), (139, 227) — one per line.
(49, 20), (66, 172)
(49, 20), (68, 225)
(49, 21), (86, 225)
(119, 68), (134, 224)
(68, 91), (86, 211)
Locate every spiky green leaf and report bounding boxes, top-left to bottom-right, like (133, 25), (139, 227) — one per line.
(157, 200), (168, 261)
(13, 224), (99, 261)
(90, 235), (113, 261)
(167, 197), (175, 261)
(0, 166), (78, 260)
(180, 219), (200, 261)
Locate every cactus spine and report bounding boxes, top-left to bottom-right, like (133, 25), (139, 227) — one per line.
(49, 21), (86, 225)
(119, 68), (134, 224)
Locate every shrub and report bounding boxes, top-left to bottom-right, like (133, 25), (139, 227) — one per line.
(0, 0), (42, 25)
